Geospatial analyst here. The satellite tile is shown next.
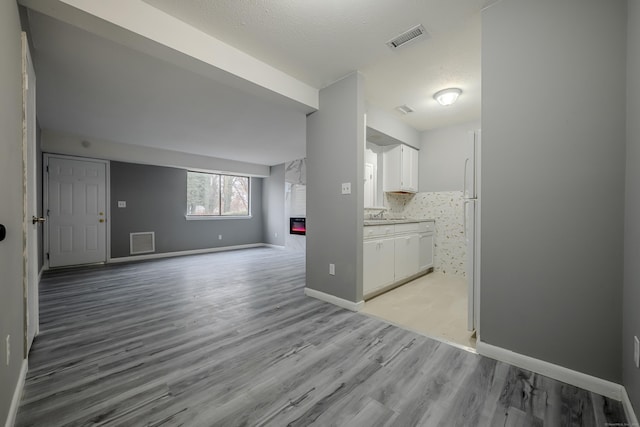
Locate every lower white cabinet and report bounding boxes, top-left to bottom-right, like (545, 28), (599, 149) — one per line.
(394, 234), (419, 281)
(363, 220), (434, 297)
(419, 233), (434, 271)
(363, 238), (395, 295)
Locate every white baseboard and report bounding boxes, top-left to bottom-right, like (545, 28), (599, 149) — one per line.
(622, 387), (639, 426)
(304, 288), (364, 312)
(108, 243), (266, 263)
(262, 244), (286, 249)
(4, 359), (27, 427)
(476, 340), (622, 401)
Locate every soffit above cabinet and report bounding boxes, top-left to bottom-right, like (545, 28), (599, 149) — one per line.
(367, 127), (418, 149)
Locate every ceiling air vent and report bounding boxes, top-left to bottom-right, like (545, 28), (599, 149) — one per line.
(386, 25), (428, 49)
(395, 104), (415, 115)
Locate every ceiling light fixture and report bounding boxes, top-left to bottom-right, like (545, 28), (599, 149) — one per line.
(433, 88), (462, 106)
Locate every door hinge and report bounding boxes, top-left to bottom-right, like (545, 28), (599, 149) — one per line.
(46, 209), (50, 216)
(46, 253), (49, 260)
(46, 165), (49, 173)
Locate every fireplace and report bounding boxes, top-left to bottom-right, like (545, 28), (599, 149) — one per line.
(289, 217), (306, 235)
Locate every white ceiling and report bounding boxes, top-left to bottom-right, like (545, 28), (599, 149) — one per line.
(28, 11), (306, 166)
(143, 0), (484, 131)
(26, 0), (489, 166)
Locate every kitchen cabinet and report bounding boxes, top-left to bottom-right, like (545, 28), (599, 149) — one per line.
(394, 233), (419, 280)
(418, 221), (435, 271)
(363, 238), (395, 295)
(363, 220), (434, 298)
(383, 144), (419, 193)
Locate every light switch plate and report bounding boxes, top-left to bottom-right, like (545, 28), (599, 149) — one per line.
(329, 263), (335, 275)
(117, 201), (126, 208)
(341, 182), (351, 195)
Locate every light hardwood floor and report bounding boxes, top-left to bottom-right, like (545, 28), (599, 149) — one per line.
(17, 248), (626, 426)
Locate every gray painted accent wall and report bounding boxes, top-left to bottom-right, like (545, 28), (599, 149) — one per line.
(624, 0), (640, 414)
(0, 1), (26, 422)
(110, 161), (264, 258)
(262, 163), (285, 246)
(481, 0), (626, 382)
(419, 120), (479, 193)
(306, 72), (365, 302)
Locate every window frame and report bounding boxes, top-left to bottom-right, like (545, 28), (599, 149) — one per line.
(185, 170), (252, 220)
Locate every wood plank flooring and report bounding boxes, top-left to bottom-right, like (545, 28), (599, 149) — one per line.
(16, 247), (626, 426)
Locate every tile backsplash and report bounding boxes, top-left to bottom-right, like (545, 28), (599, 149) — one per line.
(384, 191), (466, 277)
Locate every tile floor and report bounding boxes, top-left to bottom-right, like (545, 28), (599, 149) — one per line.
(362, 271), (476, 349)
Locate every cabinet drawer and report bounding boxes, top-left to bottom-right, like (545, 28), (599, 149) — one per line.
(418, 221), (435, 233)
(394, 223), (419, 234)
(363, 224), (395, 239)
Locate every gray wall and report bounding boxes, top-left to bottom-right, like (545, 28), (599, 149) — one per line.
(624, 0), (640, 413)
(481, 0), (626, 382)
(0, 0), (26, 422)
(110, 161), (264, 258)
(307, 72), (365, 302)
(262, 163), (285, 246)
(419, 120), (479, 192)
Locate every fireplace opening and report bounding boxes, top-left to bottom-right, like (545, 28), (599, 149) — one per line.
(289, 217), (306, 235)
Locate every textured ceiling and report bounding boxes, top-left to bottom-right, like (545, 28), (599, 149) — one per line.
(26, 0), (494, 167)
(142, 0), (485, 131)
(28, 11), (306, 166)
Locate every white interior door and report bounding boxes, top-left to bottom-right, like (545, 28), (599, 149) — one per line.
(47, 157), (107, 267)
(23, 33), (39, 352)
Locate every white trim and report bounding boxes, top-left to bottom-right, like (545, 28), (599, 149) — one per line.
(263, 244), (286, 249)
(185, 215), (253, 221)
(108, 243), (265, 263)
(4, 359), (27, 427)
(36, 267), (43, 336)
(304, 288), (364, 312)
(622, 387), (640, 426)
(476, 340), (623, 401)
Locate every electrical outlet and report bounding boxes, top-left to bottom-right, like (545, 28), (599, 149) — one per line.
(117, 201), (126, 208)
(329, 263), (335, 275)
(635, 336), (639, 368)
(5, 335), (10, 366)
(218, 235), (222, 240)
(341, 182), (351, 195)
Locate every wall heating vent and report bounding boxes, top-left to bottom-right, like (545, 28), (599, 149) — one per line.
(130, 232), (155, 255)
(386, 24), (428, 49)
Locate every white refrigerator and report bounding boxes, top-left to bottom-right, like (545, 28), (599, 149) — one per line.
(464, 130), (481, 332)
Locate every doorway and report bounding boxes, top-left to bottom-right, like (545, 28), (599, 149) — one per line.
(22, 33), (39, 353)
(44, 155), (109, 268)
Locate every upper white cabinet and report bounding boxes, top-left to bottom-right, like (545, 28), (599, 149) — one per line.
(383, 144), (419, 193)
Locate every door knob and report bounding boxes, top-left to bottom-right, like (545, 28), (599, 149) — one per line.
(32, 216), (46, 225)
(99, 219), (105, 223)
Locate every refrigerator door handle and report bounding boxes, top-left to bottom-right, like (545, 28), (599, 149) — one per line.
(463, 158), (469, 198)
(463, 199), (469, 237)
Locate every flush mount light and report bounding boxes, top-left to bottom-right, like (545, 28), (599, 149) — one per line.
(433, 88), (462, 106)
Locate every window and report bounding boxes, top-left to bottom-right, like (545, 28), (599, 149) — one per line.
(187, 171), (250, 217)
